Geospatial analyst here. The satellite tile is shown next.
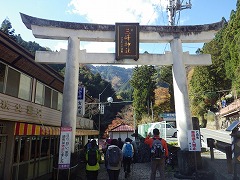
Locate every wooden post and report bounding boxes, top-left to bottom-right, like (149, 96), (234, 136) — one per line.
(207, 138), (215, 160)
(225, 145), (233, 174)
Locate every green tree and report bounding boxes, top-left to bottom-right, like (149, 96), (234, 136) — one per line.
(156, 66), (175, 112)
(1, 18), (16, 40)
(221, 4), (240, 96)
(1, 19), (49, 54)
(189, 26), (231, 123)
(130, 65), (156, 122)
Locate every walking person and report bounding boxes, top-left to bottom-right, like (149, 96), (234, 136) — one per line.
(145, 128), (169, 180)
(105, 139), (123, 180)
(85, 140), (101, 180)
(117, 137), (124, 149)
(122, 137), (134, 178)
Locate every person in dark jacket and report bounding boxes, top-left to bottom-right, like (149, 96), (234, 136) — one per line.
(117, 137), (124, 149)
(105, 139), (123, 180)
(122, 137), (134, 178)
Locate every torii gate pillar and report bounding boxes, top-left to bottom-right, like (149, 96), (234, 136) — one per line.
(171, 38), (192, 150)
(61, 36), (80, 146)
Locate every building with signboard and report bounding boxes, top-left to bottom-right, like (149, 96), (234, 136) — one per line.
(159, 113), (176, 127)
(0, 31), (98, 179)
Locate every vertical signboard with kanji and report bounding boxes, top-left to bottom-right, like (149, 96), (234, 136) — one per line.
(58, 127), (72, 169)
(188, 130), (201, 151)
(115, 23), (139, 60)
(99, 103), (104, 114)
(77, 86), (85, 116)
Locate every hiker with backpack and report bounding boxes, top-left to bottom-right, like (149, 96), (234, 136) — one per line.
(85, 140), (101, 180)
(122, 137), (134, 178)
(105, 139), (123, 180)
(145, 128), (169, 180)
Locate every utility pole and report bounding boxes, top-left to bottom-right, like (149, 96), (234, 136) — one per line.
(167, 0), (192, 26)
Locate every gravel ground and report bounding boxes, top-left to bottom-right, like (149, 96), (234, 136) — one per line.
(97, 162), (178, 180)
(40, 148), (239, 180)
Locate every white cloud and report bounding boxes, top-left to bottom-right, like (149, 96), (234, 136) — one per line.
(53, 41), (114, 53)
(53, 42), (68, 51)
(68, 0), (168, 25)
(56, 0), (170, 53)
(81, 42), (114, 53)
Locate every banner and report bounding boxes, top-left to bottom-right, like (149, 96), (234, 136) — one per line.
(58, 127), (72, 169)
(188, 130), (201, 151)
(77, 86), (85, 116)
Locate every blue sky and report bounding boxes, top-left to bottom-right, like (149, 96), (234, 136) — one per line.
(0, 0), (237, 60)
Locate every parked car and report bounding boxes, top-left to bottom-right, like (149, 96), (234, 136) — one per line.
(147, 122), (177, 137)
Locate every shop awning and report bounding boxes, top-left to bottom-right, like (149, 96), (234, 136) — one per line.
(14, 122), (99, 136)
(14, 122), (60, 136)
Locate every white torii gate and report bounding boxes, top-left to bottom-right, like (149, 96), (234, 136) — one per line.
(20, 13), (224, 152)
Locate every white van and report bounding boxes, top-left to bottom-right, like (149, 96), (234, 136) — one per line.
(147, 121), (177, 138)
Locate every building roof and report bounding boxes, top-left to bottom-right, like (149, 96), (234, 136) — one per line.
(0, 30), (64, 92)
(21, 13), (225, 34)
(0, 30), (94, 102)
(110, 124), (134, 132)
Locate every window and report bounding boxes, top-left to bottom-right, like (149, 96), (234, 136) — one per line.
(19, 74), (32, 101)
(31, 137), (41, 159)
(35, 82), (44, 105)
(58, 93), (63, 111)
(0, 62), (6, 93)
(52, 90), (58, 110)
(44, 86), (52, 108)
(50, 137), (59, 155)
(5, 67), (20, 97)
(13, 137), (31, 163)
(4, 67), (32, 100)
(35, 81), (63, 110)
(41, 137), (50, 157)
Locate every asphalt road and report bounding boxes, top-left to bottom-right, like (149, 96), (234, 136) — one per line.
(165, 128), (232, 147)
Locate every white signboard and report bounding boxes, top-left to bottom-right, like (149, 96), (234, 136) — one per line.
(159, 113), (176, 121)
(188, 130), (201, 151)
(99, 103), (104, 114)
(77, 87), (85, 116)
(58, 127), (72, 169)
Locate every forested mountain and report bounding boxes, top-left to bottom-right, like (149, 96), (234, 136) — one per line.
(88, 65), (134, 101)
(189, 1), (240, 125)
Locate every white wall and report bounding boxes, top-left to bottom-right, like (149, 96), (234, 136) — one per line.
(109, 131), (134, 141)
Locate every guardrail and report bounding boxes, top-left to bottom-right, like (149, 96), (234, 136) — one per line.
(207, 138), (233, 174)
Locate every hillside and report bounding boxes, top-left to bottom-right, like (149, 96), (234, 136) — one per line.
(88, 65), (134, 100)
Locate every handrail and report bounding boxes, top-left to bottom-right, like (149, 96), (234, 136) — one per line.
(206, 138), (233, 174)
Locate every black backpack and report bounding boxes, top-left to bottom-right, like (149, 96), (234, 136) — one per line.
(87, 148), (98, 166)
(108, 146), (121, 167)
(151, 138), (165, 159)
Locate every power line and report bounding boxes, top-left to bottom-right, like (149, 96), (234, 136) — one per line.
(110, 75), (133, 97)
(159, 0), (167, 25)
